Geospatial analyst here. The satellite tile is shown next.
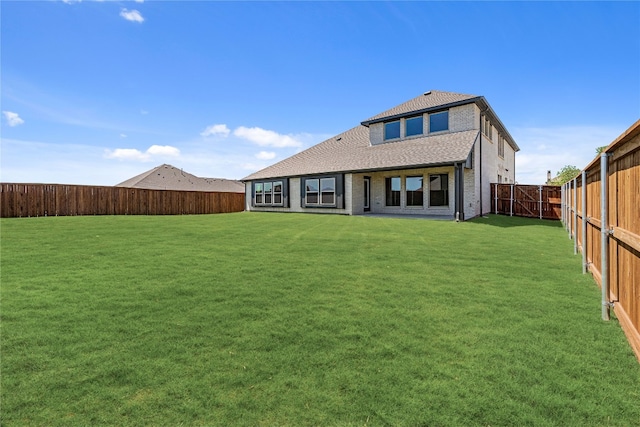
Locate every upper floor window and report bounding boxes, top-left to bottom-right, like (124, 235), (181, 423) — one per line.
(498, 136), (505, 158)
(384, 120), (401, 140)
(405, 115), (423, 137)
(429, 111), (449, 133)
(482, 115), (493, 139)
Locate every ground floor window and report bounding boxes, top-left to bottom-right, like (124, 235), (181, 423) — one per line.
(301, 175), (343, 208)
(253, 180), (286, 207)
(385, 177), (401, 206)
(429, 174), (449, 206)
(405, 176), (423, 206)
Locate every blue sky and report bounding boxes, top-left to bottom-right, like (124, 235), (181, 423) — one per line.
(2, 1), (639, 185)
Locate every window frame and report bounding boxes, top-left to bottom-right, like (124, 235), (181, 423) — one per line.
(498, 136), (505, 158)
(405, 176), (424, 207)
(385, 176), (401, 207)
(252, 180), (287, 207)
(429, 111), (449, 133)
(405, 115), (424, 137)
(429, 173), (449, 207)
(301, 174), (344, 209)
(384, 120), (401, 141)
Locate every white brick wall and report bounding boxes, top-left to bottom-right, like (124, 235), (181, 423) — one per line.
(450, 104), (478, 132)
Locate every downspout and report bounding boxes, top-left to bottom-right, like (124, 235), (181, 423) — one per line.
(478, 110), (484, 216)
(454, 163), (465, 221)
(600, 152), (610, 321)
(479, 131), (483, 215)
(581, 170), (587, 274)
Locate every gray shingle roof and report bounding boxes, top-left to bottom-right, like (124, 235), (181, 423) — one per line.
(361, 90), (479, 124)
(242, 126), (478, 181)
(117, 164), (245, 193)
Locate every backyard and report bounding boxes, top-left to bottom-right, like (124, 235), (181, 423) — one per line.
(1, 212), (639, 426)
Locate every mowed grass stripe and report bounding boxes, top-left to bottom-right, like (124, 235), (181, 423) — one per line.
(1, 213), (638, 426)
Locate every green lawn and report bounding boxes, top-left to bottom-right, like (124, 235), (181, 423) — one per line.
(1, 213), (639, 426)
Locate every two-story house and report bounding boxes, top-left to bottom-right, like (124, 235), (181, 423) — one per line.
(242, 90), (518, 220)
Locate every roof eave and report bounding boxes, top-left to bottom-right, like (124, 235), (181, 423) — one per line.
(242, 160), (472, 182)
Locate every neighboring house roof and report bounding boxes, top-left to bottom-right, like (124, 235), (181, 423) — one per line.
(242, 126), (479, 181)
(117, 164), (245, 193)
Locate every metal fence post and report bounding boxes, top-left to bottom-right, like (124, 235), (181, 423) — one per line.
(601, 153), (610, 321)
(510, 184), (514, 216)
(539, 185), (543, 219)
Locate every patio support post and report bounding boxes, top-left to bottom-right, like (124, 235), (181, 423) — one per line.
(600, 153), (610, 321)
(581, 170), (587, 274)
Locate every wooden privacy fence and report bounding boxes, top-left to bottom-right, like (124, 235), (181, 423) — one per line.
(491, 183), (561, 220)
(0, 184), (245, 218)
(562, 119), (640, 361)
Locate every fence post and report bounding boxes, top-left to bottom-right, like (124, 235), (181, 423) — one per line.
(581, 170), (587, 274)
(509, 184), (514, 216)
(494, 184), (498, 214)
(561, 183), (565, 225)
(538, 185), (543, 219)
(573, 178), (578, 254)
(601, 153), (610, 321)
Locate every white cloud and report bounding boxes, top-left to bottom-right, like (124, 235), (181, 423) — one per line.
(120, 9), (144, 23)
(140, 109), (149, 115)
(146, 145), (180, 156)
(3, 111), (25, 127)
(512, 125), (623, 185)
(120, 133), (127, 138)
(255, 151), (276, 160)
(200, 124), (230, 138)
(233, 126), (302, 148)
(104, 145), (180, 162)
(134, 0), (144, 3)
